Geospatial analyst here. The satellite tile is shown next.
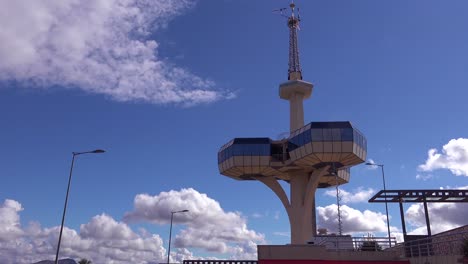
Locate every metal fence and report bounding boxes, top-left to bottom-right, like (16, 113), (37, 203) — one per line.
(182, 231), (467, 263)
(309, 235), (397, 251)
(389, 230), (468, 258)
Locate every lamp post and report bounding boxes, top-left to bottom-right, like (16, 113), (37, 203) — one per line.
(54, 149), (105, 264)
(365, 162), (392, 247)
(167, 209), (189, 264)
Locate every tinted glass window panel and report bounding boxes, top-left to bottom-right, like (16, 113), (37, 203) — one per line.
(233, 145), (242, 156)
(257, 144), (262, 155)
(294, 135), (301, 146)
(323, 129), (333, 141)
(227, 146), (233, 159)
(355, 133), (361, 148)
(304, 131), (312, 144)
(311, 129), (323, 142)
(261, 145), (266, 155)
(252, 145), (258, 156)
(332, 129), (341, 141)
(240, 145), (248, 156)
(257, 144), (268, 156)
(288, 142), (299, 151)
(353, 130), (358, 147)
(252, 144), (259, 155)
(222, 150), (227, 162)
(246, 144), (254, 155)
(224, 148), (229, 161)
(341, 128), (353, 141)
(298, 132), (304, 146)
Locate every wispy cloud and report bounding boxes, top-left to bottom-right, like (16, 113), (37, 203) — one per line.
(0, 0), (233, 106)
(273, 231), (290, 237)
(418, 138), (468, 177)
(415, 174), (434, 181)
(274, 211), (280, 220)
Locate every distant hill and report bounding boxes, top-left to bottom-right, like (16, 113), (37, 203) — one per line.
(33, 259), (77, 264)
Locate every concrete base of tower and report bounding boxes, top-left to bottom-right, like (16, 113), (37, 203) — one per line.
(257, 245), (408, 263)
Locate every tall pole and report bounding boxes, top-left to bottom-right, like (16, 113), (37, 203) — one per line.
(54, 150), (105, 264)
(380, 165), (392, 247)
(365, 162), (391, 247)
(167, 212), (174, 264)
(167, 210), (188, 264)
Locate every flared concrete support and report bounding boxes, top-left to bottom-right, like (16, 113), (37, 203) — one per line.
(256, 166), (328, 244)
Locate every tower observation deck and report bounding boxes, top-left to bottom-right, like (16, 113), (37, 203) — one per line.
(217, 3), (367, 245)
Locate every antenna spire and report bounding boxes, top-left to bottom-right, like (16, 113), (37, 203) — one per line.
(287, 1), (302, 81)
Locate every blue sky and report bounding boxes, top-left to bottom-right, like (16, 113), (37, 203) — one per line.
(1, 0), (467, 263)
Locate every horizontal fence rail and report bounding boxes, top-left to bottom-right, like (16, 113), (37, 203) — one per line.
(389, 229), (468, 258)
(309, 235), (397, 251)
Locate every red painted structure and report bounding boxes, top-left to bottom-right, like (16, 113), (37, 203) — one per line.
(259, 260), (410, 264)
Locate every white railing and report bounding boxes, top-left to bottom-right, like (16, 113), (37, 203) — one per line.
(309, 235), (397, 251)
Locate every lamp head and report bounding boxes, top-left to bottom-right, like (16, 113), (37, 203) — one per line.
(172, 209), (189, 214)
(92, 149), (106, 153)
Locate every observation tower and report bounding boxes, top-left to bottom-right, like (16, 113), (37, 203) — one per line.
(217, 3), (367, 245)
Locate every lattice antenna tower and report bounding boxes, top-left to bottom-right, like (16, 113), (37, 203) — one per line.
(287, 2), (302, 81)
(333, 165), (343, 236)
(335, 177), (343, 236)
(274, 1), (303, 81)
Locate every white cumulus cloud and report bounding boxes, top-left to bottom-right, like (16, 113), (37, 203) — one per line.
(0, 202), (168, 264)
(0, 199), (24, 241)
(324, 187), (376, 204)
(405, 187), (468, 235)
(123, 188), (265, 259)
(317, 204), (389, 234)
(0, 0), (233, 106)
(419, 138), (468, 176)
(0, 188), (263, 263)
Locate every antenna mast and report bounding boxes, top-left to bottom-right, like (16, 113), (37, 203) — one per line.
(287, 2), (302, 81)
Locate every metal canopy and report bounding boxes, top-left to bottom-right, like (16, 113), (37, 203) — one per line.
(369, 189), (468, 203)
(368, 189), (468, 239)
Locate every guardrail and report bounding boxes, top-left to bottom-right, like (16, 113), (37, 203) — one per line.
(351, 236), (397, 250)
(309, 235), (397, 251)
(388, 230), (468, 258)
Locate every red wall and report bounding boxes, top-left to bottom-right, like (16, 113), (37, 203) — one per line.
(259, 260), (410, 264)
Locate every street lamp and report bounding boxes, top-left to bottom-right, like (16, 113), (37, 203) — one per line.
(54, 149), (105, 264)
(167, 209), (189, 264)
(365, 162), (392, 247)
